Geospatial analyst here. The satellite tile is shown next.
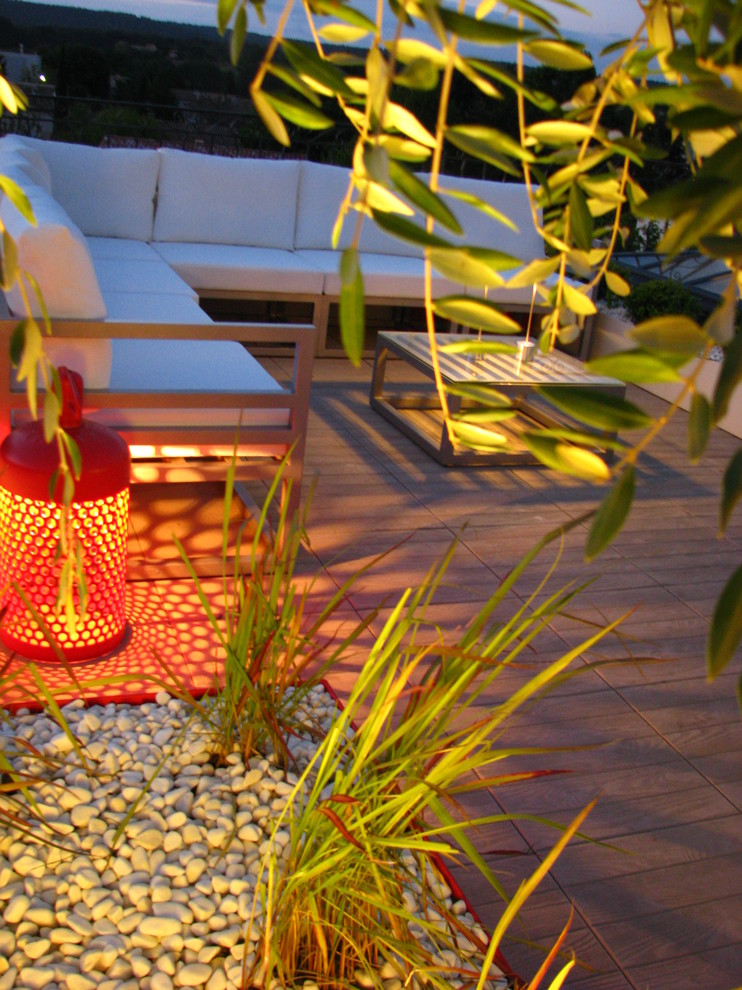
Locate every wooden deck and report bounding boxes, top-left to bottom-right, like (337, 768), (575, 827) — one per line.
(268, 353), (742, 990)
(8, 349), (736, 989)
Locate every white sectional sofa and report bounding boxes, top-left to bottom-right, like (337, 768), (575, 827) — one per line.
(0, 134), (592, 510)
(0, 134), (573, 354)
(0, 135), (316, 518)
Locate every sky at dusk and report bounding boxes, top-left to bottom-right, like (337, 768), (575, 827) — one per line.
(16, 0), (646, 51)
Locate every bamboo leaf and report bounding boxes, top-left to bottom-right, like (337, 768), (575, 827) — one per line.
(0, 75), (18, 113)
(527, 120), (595, 145)
(708, 563), (742, 679)
(631, 315), (707, 355)
(700, 234), (742, 261)
(339, 248), (364, 366)
(450, 420), (509, 450)
(395, 56), (439, 91)
(229, 4), (247, 63)
(282, 40), (354, 98)
(217, 0), (238, 34)
(440, 339), (517, 356)
(376, 135), (432, 163)
(587, 349), (686, 384)
(536, 386), (652, 431)
(251, 88), (290, 146)
(309, 0), (377, 32)
(720, 449), (742, 534)
(263, 91), (333, 130)
(605, 270), (631, 297)
(63, 433), (82, 478)
(433, 295), (521, 333)
(561, 281), (597, 316)
(0, 230), (18, 290)
(371, 209), (451, 248)
(523, 433), (610, 481)
(265, 64), (322, 106)
(441, 187), (519, 232)
(446, 124), (536, 166)
(524, 39), (593, 71)
(506, 256), (560, 289)
(9, 318), (27, 366)
(43, 390), (60, 444)
(319, 24), (372, 43)
(438, 9), (537, 44)
(713, 330), (742, 423)
(586, 467), (635, 560)
(428, 248), (512, 288)
(688, 393), (711, 463)
(388, 162), (462, 233)
(0, 176), (35, 224)
(568, 183), (593, 251)
(395, 39), (447, 68)
(382, 102), (437, 148)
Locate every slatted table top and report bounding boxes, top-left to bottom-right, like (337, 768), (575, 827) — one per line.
(379, 331), (623, 388)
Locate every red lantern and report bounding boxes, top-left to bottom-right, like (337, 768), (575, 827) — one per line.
(0, 369), (130, 662)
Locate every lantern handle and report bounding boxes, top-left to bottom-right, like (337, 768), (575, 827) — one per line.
(58, 367), (84, 430)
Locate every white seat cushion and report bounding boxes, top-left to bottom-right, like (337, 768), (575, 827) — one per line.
(153, 149), (301, 250)
(41, 339), (113, 390)
(93, 257), (198, 299)
(87, 237), (166, 263)
(21, 139), (161, 242)
(153, 242), (324, 296)
(295, 249), (459, 299)
(102, 291), (212, 325)
(86, 339), (289, 431)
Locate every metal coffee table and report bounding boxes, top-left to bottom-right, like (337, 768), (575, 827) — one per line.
(370, 331), (625, 466)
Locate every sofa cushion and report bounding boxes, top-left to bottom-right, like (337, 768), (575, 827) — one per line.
(434, 175), (545, 263)
(93, 257), (198, 300)
(153, 242), (325, 296)
(295, 249), (460, 299)
(41, 339), (113, 390)
(87, 236), (167, 263)
(1, 177), (106, 320)
(102, 291), (212, 325)
(295, 161), (420, 257)
(23, 139), (160, 241)
(0, 135), (52, 190)
(153, 149), (301, 250)
(87, 339), (289, 434)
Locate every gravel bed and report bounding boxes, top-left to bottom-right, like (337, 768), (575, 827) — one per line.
(0, 686), (509, 990)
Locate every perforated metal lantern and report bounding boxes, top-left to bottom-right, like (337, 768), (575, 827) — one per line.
(0, 369), (130, 662)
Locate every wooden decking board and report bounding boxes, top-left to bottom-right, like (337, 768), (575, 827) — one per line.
(259, 358), (742, 988)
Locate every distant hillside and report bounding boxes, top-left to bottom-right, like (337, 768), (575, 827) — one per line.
(0, 0), (217, 41)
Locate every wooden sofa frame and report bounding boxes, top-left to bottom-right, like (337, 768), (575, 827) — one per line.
(0, 316), (316, 522)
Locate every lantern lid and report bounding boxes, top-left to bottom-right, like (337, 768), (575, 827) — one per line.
(0, 369), (129, 503)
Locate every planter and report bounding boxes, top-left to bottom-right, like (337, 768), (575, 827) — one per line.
(0, 688), (515, 990)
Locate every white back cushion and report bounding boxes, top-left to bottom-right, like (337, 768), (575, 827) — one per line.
(153, 149), (301, 249)
(25, 140), (160, 241)
(296, 161), (420, 257)
(1, 178), (106, 319)
(0, 135), (52, 191)
(434, 175), (544, 262)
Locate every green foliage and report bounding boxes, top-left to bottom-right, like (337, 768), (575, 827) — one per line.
(219, 0), (742, 688)
(173, 461), (384, 767)
(247, 532), (625, 990)
(624, 278), (706, 326)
